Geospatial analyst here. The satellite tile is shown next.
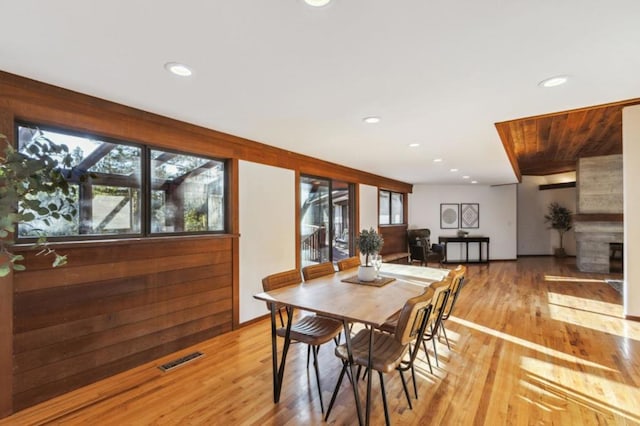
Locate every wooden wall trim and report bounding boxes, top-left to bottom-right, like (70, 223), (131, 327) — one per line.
(573, 214), (624, 222)
(0, 266), (12, 418)
(229, 159), (240, 329)
(295, 172), (301, 271)
(0, 70), (411, 193)
(538, 182), (576, 190)
(0, 108), (14, 417)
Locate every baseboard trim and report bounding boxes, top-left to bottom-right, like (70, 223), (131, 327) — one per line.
(626, 315), (640, 322)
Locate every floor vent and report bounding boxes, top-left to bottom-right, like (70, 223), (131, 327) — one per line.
(158, 351), (204, 372)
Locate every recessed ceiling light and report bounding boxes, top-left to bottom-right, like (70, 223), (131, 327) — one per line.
(363, 116), (381, 124)
(539, 75), (568, 88)
(408, 143), (420, 148)
(471, 180), (478, 184)
(164, 62), (192, 77)
(304, 0), (331, 6)
(450, 168), (458, 172)
(433, 158), (443, 163)
(462, 175), (470, 179)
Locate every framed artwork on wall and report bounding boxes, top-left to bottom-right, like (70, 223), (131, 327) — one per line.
(440, 203), (459, 229)
(460, 203), (480, 228)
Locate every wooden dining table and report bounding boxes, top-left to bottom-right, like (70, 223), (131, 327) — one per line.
(253, 264), (450, 426)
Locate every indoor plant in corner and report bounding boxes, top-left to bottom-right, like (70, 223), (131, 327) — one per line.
(0, 131), (80, 277)
(544, 202), (573, 257)
(355, 227), (384, 281)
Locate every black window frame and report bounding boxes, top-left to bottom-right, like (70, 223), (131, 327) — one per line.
(379, 189), (405, 225)
(14, 121), (229, 243)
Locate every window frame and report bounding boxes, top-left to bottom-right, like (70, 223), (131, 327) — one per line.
(378, 189), (406, 226)
(14, 121), (229, 243)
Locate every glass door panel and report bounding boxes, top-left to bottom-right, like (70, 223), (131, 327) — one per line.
(331, 181), (351, 263)
(301, 176), (330, 265)
(300, 176), (354, 266)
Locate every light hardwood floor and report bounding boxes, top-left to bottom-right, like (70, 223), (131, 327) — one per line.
(2, 257), (638, 425)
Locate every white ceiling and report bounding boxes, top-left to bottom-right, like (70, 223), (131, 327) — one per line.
(1, 0), (639, 185)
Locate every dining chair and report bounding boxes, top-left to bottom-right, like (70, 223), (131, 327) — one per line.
(325, 287), (435, 425)
(377, 271), (452, 373)
(336, 256), (360, 271)
(302, 261), (336, 280)
(262, 269), (343, 413)
(420, 274), (453, 372)
(302, 261), (345, 341)
(439, 265), (466, 349)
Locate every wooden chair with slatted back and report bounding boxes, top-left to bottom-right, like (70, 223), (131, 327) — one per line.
(302, 261), (336, 281)
(325, 287), (435, 425)
(439, 265), (466, 349)
(262, 269), (343, 413)
(261, 269), (301, 327)
(421, 273), (453, 373)
(336, 256), (360, 271)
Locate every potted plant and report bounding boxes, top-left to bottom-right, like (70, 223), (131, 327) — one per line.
(544, 202), (572, 257)
(0, 131), (80, 276)
(355, 227), (384, 281)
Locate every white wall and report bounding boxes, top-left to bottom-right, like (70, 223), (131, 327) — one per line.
(238, 161), (296, 323)
(359, 184), (378, 231)
(517, 173), (577, 256)
(408, 184), (517, 261)
(623, 105), (640, 317)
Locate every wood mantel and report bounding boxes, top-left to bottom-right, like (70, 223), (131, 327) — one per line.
(573, 213), (623, 222)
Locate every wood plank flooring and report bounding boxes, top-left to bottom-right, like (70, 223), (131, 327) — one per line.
(2, 257), (638, 425)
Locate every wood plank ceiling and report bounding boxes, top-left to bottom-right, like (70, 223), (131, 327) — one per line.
(496, 98), (640, 181)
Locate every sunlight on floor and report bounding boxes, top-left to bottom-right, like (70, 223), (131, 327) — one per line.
(547, 305), (640, 342)
(520, 356), (640, 423)
(450, 317), (614, 371)
(544, 275), (607, 284)
(547, 292), (622, 317)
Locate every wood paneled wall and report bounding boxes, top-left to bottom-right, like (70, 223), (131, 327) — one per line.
(11, 237), (233, 410)
(378, 225), (408, 256)
(0, 70), (411, 416)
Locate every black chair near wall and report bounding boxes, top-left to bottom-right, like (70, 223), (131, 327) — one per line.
(407, 228), (444, 266)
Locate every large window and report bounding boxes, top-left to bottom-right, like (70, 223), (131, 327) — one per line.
(379, 190), (404, 225)
(16, 123), (226, 240)
(150, 149), (225, 233)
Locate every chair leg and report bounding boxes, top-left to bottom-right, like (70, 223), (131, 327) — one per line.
(311, 346), (324, 413)
(432, 337), (440, 367)
(278, 309), (285, 327)
(325, 362), (348, 422)
(422, 340), (434, 374)
(378, 372), (391, 426)
(440, 322), (451, 349)
(398, 369), (413, 410)
(306, 345), (311, 368)
(411, 365), (418, 399)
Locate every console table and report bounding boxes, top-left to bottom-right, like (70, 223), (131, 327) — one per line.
(438, 236), (490, 264)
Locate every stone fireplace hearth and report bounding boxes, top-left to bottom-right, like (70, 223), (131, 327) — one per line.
(575, 154), (623, 274)
(575, 220), (623, 273)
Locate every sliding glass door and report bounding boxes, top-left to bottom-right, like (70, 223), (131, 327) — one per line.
(300, 176), (353, 266)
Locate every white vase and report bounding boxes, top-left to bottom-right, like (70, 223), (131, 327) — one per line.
(358, 265), (377, 282)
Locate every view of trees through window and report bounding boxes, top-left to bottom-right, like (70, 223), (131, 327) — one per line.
(150, 150), (225, 233)
(16, 123), (226, 239)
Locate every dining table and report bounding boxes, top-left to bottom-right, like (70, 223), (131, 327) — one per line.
(253, 263), (450, 426)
